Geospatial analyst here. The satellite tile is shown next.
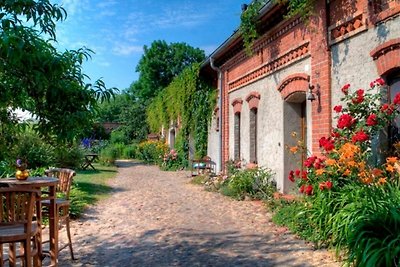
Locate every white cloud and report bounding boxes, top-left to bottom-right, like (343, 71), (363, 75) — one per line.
(112, 43), (143, 56)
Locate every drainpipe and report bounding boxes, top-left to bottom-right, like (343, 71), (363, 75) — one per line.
(210, 57), (223, 173)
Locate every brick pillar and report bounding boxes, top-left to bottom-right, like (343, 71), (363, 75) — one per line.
(222, 70), (230, 172)
(310, 0), (332, 154)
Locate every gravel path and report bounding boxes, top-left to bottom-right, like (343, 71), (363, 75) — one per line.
(56, 160), (339, 267)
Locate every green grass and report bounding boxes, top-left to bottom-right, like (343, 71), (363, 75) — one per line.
(69, 163), (118, 218)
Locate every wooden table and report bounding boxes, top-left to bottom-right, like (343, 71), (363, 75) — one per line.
(0, 177), (59, 266)
(82, 153), (98, 170)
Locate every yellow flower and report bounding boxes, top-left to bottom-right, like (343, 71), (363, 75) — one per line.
(291, 131), (297, 137)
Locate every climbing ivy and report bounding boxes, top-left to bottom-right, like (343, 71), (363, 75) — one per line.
(240, 0), (316, 55)
(147, 63), (217, 164)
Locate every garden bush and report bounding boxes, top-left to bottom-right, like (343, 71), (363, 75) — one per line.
(98, 145), (119, 165)
(136, 140), (168, 164)
(220, 166), (276, 200)
(54, 144), (84, 169)
(122, 144), (138, 159)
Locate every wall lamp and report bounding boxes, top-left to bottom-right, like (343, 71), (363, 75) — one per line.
(307, 83), (322, 113)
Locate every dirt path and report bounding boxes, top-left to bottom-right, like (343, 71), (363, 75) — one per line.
(56, 160), (339, 267)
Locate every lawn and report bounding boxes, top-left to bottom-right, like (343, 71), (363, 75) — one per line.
(69, 163), (118, 218)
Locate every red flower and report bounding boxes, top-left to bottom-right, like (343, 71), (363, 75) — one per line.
(325, 181), (333, 189)
(313, 158), (324, 169)
(305, 184), (313, 195)
(376, 78), (385, 86)
(366, 114), (377, 126)
(394, 93), (400, 105)
(319, 182), (326, 190)
(381, 103), (394, 115)
(352, 130), (369, 143)
(299, 185), (305, 193)
(288, 170), (295, 182)
(331, 131), (340, 138)
(295, 169), (301, 177)
(301, 171), (308, 181)
(337, 114), (355, 129)
(304, 156), (317, 168)
(319, 137), (335, 151)
(352, 89), (364, 104)
(333, 105), (342, 113)
(341, 84), (350, 95)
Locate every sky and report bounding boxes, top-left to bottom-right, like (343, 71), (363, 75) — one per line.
(53, 0), (249, 91)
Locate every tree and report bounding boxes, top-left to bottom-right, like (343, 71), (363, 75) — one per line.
(131, 40), (205, 102)
(0, 0), (115, 144)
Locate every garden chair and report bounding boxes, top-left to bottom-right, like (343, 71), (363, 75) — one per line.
(42, 168), (75, 260)
(191, 156), (216, 176)
(0, 187), (41, 267)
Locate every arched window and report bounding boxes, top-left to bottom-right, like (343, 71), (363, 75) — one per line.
(249, 108), (257, 164)
(234, 112), (241, 161)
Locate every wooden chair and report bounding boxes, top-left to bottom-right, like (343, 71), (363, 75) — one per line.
(0, 187), (41, 267)
(42, 168), (75, 260)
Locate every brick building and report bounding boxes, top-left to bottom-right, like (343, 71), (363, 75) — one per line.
(200, 0), (400, 192)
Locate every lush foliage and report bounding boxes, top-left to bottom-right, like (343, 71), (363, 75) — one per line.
(277, 79), (400, 266)
(0, 0), (115, 145)
(240, 0), (316, 54)
(136, 140), (169, 165)
(132, 40), (205, 102)
(147, 64), (216, 164)
(219, 165), (276, 200)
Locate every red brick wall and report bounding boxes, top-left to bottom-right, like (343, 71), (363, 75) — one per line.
(309, 0), (332, 154)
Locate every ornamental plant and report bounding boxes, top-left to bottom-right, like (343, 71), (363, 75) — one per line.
(283, 79), (400, 265)
(289, 78), (400, 194)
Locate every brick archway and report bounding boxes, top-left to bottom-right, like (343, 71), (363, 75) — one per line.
(245, 91), (261, 109)
(277, 73), (309, 100)
(370, 38), (400, 76)
(231, 98), (243, 114)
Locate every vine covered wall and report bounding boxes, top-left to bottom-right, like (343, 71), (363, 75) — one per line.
(147, 63), (217, 163)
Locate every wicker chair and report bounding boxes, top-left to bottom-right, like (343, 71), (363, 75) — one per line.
(0, 187), (41, 267)
(42, 168), (75, 260)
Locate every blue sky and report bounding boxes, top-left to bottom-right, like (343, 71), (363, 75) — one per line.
(53, 0), (249, 90)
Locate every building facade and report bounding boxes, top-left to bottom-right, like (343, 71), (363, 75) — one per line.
(201, 0), (400, 193)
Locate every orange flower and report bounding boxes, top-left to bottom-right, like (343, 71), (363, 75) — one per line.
(325, 158), (337, 166)
(346, 160), (357, 167)
(343, 169), (351, 176)
(386, 157), (398, 164)
(315, 169), (326, 176)
(289, 146), (299, 154)
(377, 177), (387, 185)
(386, 164), (395, 173)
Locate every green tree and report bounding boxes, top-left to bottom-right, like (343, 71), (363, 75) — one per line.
(131, 40), (205, 102)
(0, 0), (115, 145)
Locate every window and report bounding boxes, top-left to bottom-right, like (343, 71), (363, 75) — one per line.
(234, 112), (241, 161)
(249, 108), (257, 163)
(389, 74), (400, 147)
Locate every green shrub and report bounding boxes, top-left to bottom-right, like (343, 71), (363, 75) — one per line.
(12, 131), (55, 169)
(54, 144), (84, 169)
(99, 145), (119, 165)
(220, 167), (276, 200)
(122, 144), (138, 159)
(110, 130), (128, 144)
(136, 140), (168, 164)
